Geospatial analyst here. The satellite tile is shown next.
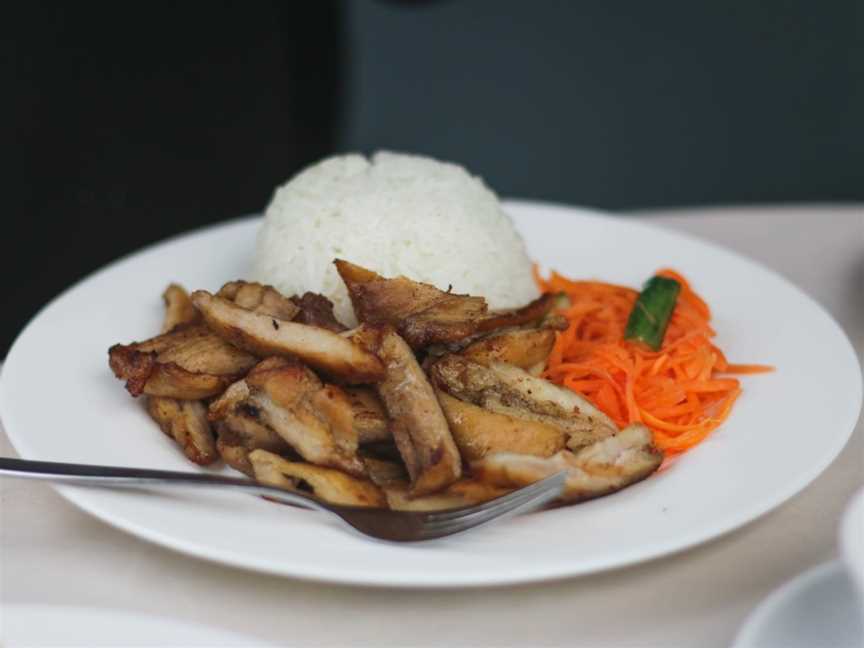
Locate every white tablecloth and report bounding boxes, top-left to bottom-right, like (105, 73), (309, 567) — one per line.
(1, 205), (862, 647)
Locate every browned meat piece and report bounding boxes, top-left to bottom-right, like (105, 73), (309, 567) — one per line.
(343, 387), (390, 444)
(290, 292), (347, 332)
(471, 424), (662, 503)
(435, 389), (566, 461)
(147, 397), (218, 465)
(146, 285), (218, 465)
(335, 259), (489, 349)
(361, 456), (507, 512)
(208, 357), (366, 477)
(214, 423), (255, 476)
(461, 327), (556, 373)
(362, 456), (409, 488)
(249, 449), (386, 508)
(363, 454), (508, 510)
(211, 404), (296, 477)
(429, 355), (617, 451)
(475, 292), (559, 333)
(220, 410), (291, 454)
(208, 379), (252, 421)
(217, 280), (300, 321)
(446, 478), (513, 503)
(109, 324), (258, 399)
(384, 478), (511, 511)
(161, 284), (201, 333)
(351, 325), (462, 495)
(191, 290), (385, 384)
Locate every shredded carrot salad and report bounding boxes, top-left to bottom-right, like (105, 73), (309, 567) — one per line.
(534, 267), (772, 456)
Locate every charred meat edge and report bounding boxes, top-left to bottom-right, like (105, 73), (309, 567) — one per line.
(335, 258), (488, 349)
(290, 292), (347, 332)
(474, 292), (559, 333)
(108, 324), (257, 399)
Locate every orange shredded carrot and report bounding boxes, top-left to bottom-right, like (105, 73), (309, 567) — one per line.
(535, 266), (772, 456)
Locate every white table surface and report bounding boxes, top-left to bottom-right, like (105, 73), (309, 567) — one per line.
(1, 205), (862, 648)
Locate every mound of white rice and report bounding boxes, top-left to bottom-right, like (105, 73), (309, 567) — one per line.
(252, 151), (539, 326)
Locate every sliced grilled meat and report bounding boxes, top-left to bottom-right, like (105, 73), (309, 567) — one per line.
(161, 284), (201, 333)
(343, 386), (390, 444)
(351, 325), (462, 495)
(147, 397), (218, 465)
(191, 290), (384, 384)
(474, 292), (559, 333)
(216, 280), (300, 321)
(290, 292), (347, 332)
(461, 327), (556, 373)
(208, 357), (366, 477)
(335, 259), (488, 349)
(435, 389), (566, 461)
(249, 449), (385, 508)
(429, 354), (617, 451)
(109, 324), (257, 399)
(471, 424), (662, 503)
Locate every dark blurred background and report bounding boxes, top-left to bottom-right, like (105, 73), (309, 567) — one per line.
(3, 0), (862, 356)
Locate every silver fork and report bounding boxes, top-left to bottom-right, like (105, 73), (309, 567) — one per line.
(0, 457), (566, 542)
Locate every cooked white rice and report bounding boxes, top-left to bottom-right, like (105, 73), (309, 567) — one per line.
(251, 151), (539, 326)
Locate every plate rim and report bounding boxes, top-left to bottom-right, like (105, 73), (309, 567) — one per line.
(1, 199), (861, 588)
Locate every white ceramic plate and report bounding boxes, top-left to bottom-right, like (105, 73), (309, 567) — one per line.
(0, 604), (274, 647)
(732, 562), (864, 648)
(1, 201), (860, 588)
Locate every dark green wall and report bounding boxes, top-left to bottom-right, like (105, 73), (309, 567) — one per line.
(342, 1), (863, 209)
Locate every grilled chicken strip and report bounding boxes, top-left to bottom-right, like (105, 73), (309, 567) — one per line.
(289, 292), (347, 332)
(474, 292), (560, 334)
(214, 423), (255, 476)
(249, 449), (385, 508)
(335, 259), (488, 349)
(429, 355), (617, 451)
(191, 290), (384, 384)
(436, 389), (566, 461)
(161, 284), (201, 333)
(209, 357), (366, 477)
(351, 325), (462, 495)
(461, 327), (556, 373)
(344, 387), (391, 444)
(383, 479), (512, 512)
(147, 397), (218, 465)
(146, 283), (219, 464)
(362, 456), (409, 487)
(217, 280), (300, 321)
(109, 324), (258, 399)
(362, 457), (509, 510)
(211, 409), (296, 477)
(471, 424), (662, 503)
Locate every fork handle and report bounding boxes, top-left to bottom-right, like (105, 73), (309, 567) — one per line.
(0, 456), (329, 512)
